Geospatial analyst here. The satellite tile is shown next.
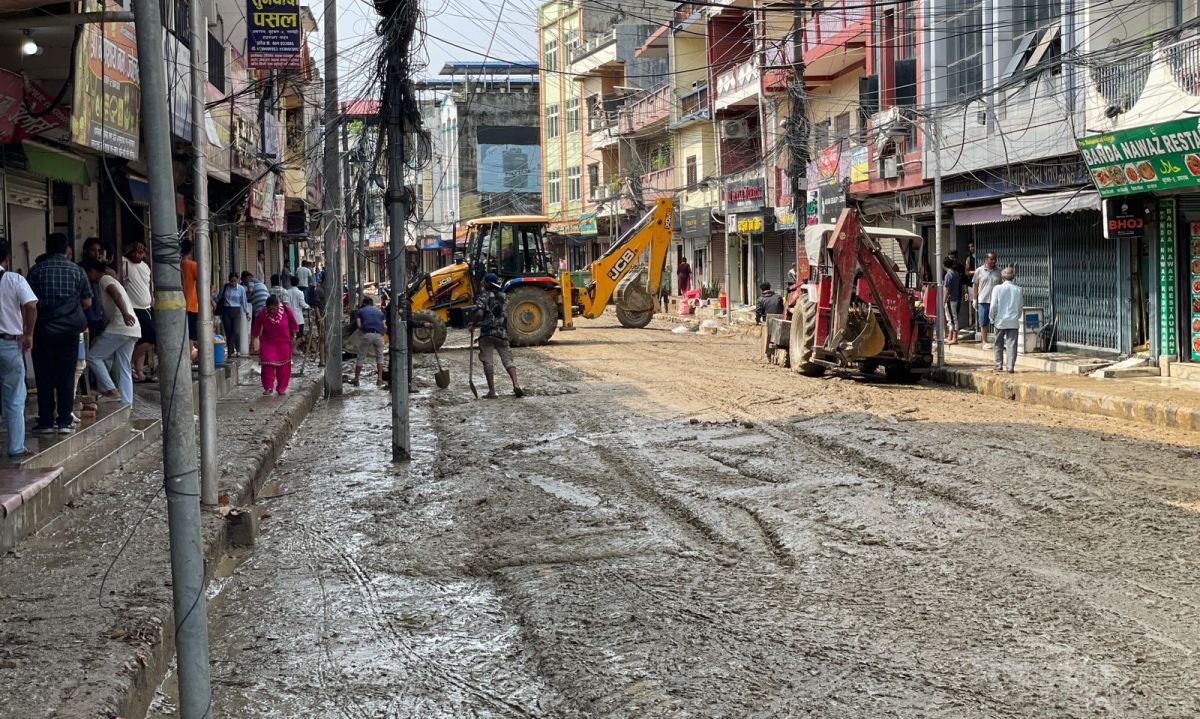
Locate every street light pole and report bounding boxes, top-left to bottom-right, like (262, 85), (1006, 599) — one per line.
(322, 0), (343, 397)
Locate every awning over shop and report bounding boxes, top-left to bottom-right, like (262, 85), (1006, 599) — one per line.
(1001, 190), (1100, 217)
(22, 141), (89, 185)
(953, 204), (1018, 226)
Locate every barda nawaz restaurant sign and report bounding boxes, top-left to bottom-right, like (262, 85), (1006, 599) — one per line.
(1078, 116), (1200, 198)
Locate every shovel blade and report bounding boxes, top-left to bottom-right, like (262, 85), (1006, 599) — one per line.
(849, 312), (886, 359)
(435, 368), (451, 389)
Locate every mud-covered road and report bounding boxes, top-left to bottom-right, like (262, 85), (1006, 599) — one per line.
(153, 316), (1200, 718)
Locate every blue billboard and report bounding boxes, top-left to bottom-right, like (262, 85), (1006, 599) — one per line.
(476, 126), (540, 194)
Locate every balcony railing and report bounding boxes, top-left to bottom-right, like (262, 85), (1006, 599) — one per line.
(1091, 55), (1152, 112)
(713, 56), (759, 109)
(569, 29), (617, 65)
(641, 167), (675, 203)
(802, 0), (867, 56)
(618, 84), (672, 134)
(1165, 32), (1200, 95)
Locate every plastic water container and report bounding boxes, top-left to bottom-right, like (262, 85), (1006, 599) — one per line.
(719, 292), (728, 309)
(213, 335), (227, 366)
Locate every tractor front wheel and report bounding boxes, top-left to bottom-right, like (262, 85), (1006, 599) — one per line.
(410, 310), (447, 353)
(788, 293), (825, 377)
(506, 287), (558, 346)
(616, 307), (654, 328)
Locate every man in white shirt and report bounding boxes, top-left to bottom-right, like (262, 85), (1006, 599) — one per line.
(971, 252), (1002, 346)
(286, 274), (309, 338)
(0, 239), (38, 457)
(989, 266), (1024, 373)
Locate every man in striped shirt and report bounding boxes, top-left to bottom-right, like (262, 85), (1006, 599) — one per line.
(241, 271), (269, 318)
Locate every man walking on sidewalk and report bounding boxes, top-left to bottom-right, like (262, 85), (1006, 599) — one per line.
(471, 273), (524, 399)
(0, 239), (37, 458)
(28, 233), (91, 435)
(971, 252), (1002, 347)
(990, 267), (1023, 373)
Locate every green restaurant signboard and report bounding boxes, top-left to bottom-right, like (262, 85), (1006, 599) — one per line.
(1078, 116), (1200, 198)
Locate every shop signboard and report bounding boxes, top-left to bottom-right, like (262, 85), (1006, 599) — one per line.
(247, 0), (303, 69)
(1102, 197), (1145, 239)
(849, 145), (869, 183)
(725, 179), (764, 213)
(817, 182), (847, 223)
(681, 208), (710, 238)
(1191, 221), (1200, 360)
(250, 170), (276, 226)
(477, 126), (540, 193)
(774, 206), (796, 231)
(899, 186), (935, 216)
(736, 214), (764, 234)
(229, 50), (258, 179)
(1158, 199), (1177, 358)
(271, 195), (286, 233)
(0, 71), (69, 143)
(579, 215), (598, 236)
(70, 0), (139, 160)
(1078, 116), (1200, 198)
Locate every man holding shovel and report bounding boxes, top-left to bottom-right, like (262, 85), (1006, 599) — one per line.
(471, 273), (524, 399)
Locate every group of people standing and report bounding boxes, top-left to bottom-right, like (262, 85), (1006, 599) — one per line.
(941, 242), (1024, 373)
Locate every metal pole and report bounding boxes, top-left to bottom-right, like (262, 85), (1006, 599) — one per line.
(129, 0), (212, 713)
(929, 114), (946, 368)
(323, 0), (343, 397)
(191, 0), (217, 506)
(358, 172), (367, 304)
(788, 1), (809, 294)
(387, 55), (410, 461)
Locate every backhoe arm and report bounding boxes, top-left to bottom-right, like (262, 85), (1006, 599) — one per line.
(577, 198), (674, 318)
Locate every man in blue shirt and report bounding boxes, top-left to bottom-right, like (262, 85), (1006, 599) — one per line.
(989, 267), (1023, 373)
(942, 257), (962, 345)
(215, 273), (250, 357)
(352, 296), (386, 386)
(241, 271), (269, 317)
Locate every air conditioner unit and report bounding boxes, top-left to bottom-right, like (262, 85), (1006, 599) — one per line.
(881, 156), (900, 179)
(870, 106), (904, 140)
(722, 118), (750, 139)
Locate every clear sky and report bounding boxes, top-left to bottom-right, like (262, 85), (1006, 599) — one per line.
(309, 0), (539, 100)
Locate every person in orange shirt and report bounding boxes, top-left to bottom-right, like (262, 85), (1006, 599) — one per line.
(180, 239), (200, 348)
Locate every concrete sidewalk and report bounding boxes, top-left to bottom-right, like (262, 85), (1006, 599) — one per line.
(0, 362), (325, 719)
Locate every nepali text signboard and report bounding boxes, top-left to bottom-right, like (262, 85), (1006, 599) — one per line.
(247, 0), (303, 69)
(1191, 222), (1200, 360)
(680, 208), (710, 238)
(1078, 116), (1200, 198)
(70, 0), (139, 160)
(1158, 198), (1177, 358)
(0, 70), (69, 143)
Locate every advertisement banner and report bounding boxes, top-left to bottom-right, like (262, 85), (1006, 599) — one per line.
(206, 84), (232, 182)
(165, 33), (191, 141)
(725, 179), (765, 213)
(0, 71), (69, 143)
(229, 50), (258, 179)
(1078, 116), (1200, 198)
(476, 126), (540, 193)
(250, 170), (276, 225)
(1159, 198), (1177, 358)
(849, 145), (869, 183)
(816, 145), (841, 186)
(579, 215), (598, 236)
(70, 0), (139, 160)
(1190, 222), (1200, 361)
(681, 208), (711, 238)
(271, 195), (286, 233)
(247, 0), (302, 69)
(774, 206), (796, 231)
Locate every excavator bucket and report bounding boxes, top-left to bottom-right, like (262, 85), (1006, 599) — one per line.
(848, 311), (885, 359)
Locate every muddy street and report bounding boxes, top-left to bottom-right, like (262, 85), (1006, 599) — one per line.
(155, 317), (1200, 718)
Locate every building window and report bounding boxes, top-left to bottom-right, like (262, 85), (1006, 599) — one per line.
(546, 103), (560, 139)
(565, 97), (580, 134)
(686, 155), (697, 187)
(567, 166), (581, 201)
(834, 113), (851, 149)
(1013, 0), (1054, 50)
(564, 27), (579, 51)
(588, 163), (600, 199)
(945, 0), (984, 100)
(208, 31), (225, 92)
(543, 37), (559, 73)
(813, 119), (830, 150)
(547, 169), (561, 205)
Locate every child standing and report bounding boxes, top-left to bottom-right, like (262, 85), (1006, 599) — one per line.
(251, 295), (298, 395)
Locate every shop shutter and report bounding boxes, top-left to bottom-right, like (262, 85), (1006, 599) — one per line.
(763, 231), (785, 290)
(709, 234), (725, 292)
(1049, 211), (1121, 351)
(5, 170), (48, 210)
(972, 216), (1052, 318)
(1178, 196), (1200, 220)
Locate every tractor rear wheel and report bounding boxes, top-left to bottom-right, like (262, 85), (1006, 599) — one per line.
(506, 287), (558, 346)
(788, 293), (825, 377)
(616, 307), (654, 328)
(410, 310), (447, 353)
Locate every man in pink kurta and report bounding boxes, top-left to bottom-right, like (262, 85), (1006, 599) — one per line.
(251, 295), (298, 395)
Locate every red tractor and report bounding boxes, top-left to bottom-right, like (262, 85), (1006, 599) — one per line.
(764, 207), (934, 382)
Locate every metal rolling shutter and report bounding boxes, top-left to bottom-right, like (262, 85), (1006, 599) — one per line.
(709, 234), (725, 291)
(972, 216), (1052, 322)
(1049, 211), (1121, 352)
(763, 231), (785, 290)
(5, 170), (48, 210)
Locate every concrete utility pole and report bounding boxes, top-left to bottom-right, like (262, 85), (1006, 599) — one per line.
(191, 0), (217, 506)
(129, 0), (213, 713)
(387, 54), (411, 461)
(927, 114), (946, 367)
(787, 1), (810, 291)
(358, 170), (367, 300)
(323, 0), (343, 397)
(342, 121), (358, 311)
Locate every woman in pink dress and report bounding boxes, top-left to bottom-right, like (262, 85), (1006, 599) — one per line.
(251, 295), (298, 395)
